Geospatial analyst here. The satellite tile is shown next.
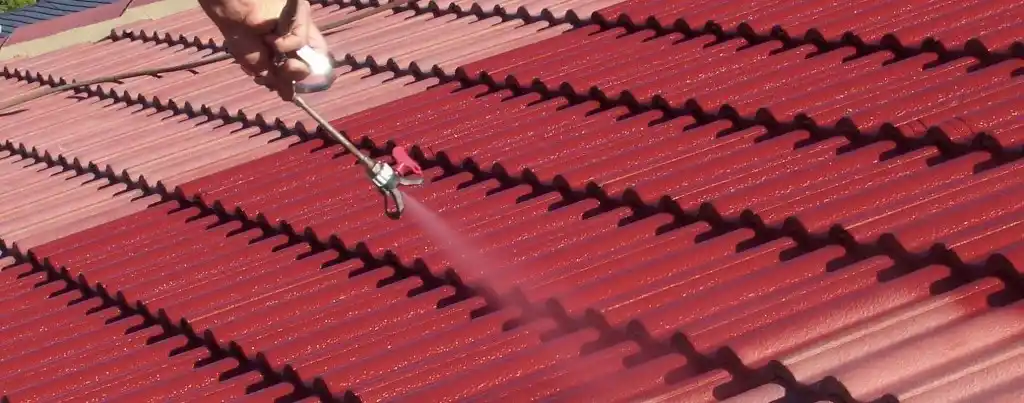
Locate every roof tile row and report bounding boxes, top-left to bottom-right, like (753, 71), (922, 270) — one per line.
(9, 133), (1024, 401)
(2, 0), (1024, 401)
(452, 28), (1022, 150)
(0, 0), (118, 37)
(0, 78), (293, 190)
(595, 0), (1024, 57)
(136, 7), (1023, 396)
(0, 252), (272, 403)
(0, 148), (154, 249)
(0, 1), (615, 203)
(12, 60), (1021, 399)
(110, 0), (610, 47)
(0, 1), (613, 131)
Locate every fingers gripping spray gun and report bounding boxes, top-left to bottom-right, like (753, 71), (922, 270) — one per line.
(276, 0), (424, 219)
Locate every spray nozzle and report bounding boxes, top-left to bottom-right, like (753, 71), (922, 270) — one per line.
(367, 147), (425, 219)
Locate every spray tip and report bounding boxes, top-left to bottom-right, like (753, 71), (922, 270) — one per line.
(367, 156), (425, 220)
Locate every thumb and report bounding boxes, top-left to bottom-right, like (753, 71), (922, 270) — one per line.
(265, 0), (311, 54)
(267, 30), (305, 54)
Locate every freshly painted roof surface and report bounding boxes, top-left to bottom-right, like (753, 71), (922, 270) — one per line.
(1, 0), (1023, 402)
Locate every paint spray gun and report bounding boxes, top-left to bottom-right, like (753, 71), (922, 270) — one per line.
(0, 0), (424, 220)
(278, 0), (424, 219)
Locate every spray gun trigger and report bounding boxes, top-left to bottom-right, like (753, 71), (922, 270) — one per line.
(380, 177), (424, 219)
(382, 188), (405, 220)
(397, 176), (423, 186)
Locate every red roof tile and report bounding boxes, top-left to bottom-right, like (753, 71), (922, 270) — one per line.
(595, 0), (1024, 57)
(2, 0), (1024, 402)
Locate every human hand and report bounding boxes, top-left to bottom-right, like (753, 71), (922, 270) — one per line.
(199, 0), (329, 100)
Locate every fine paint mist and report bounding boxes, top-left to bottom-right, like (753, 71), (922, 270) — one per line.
(402, 195), (606, 400)
(402, 194), (508, 284)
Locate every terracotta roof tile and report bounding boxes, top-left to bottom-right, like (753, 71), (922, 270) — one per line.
(1, 0), (1023, 402)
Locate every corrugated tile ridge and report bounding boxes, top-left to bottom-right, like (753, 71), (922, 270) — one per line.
(106, 0), (1022, 62)
(2, 86), (1022, 267)
(8, 56), (1024, 190)
(0, 154), (858, 403)
(0, 89), (295, 182)
(3, 113), (1023, 401)
(0, 158), (356, 402)
(108, 0), (595, 49)
(591, 7), (1024, 60)
(1, 82), (1022, 279)
(1, 13), (1020, 400)
(0, 99), (311, 195)
(3, 3), (1019, 147)
(92, 1), (1024, 143)
(0, 143), (504, 403)
(5, 0), (592, 87)
(0, 149), (659, 403)
(359, 53), (1020, 147)
(2, 35), (1021, 265)
(3, 43), (1020, 156)
(3, 55), (1021, 161)
(0, 225), (324, 402)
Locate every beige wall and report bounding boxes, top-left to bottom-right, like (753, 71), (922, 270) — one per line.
(0, 0), (198, 61)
